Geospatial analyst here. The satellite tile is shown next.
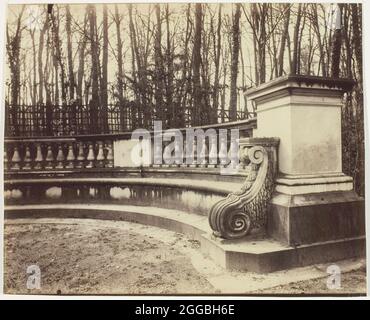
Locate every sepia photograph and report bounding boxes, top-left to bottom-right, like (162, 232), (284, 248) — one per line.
(1, 0), (367, 297)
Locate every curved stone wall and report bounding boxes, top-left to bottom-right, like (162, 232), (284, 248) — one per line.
(4, 178), (231, 216)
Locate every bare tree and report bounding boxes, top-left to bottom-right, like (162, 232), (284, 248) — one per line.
(165, 4), (175, 128)
(278, 4), (290, 76)
(244, 3), (268, 85)
(6, 5), (26, 134)
(88, 4), (100, 132)
(330, 4), (343, 77)
(154, 4), (164, 122)
(291, 4), (303, 74)
(66, 5), (75, 101)
(229, 3), (241, 121)
(50, 5), (67, 104)
(192, 3), (202, 126)
(211, 4), (222, 123)
(101, 4), (109, 132)
(113, 4), (126, 130)
(38, 7), (49, 104)
(76, 12), (88, 104)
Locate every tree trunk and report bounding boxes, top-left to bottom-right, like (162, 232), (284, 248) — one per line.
(229, 3), (241, 121)
(29, 29), (37, 105)
(310, 4), (326, 76)
(101, 4), (109, 132)
(291, 3), (302, 74)
(154, 4), (164, 122)
(50, 6), (66, 104)
(351, 3), (364, 196)
(278, 4), (290, 76)
(88, 4), (100, 133)
(128, 4), (142, 128)
(330, 4), (343, 77)
(192, 3), (202, 126)
(66, 5), (75, 101)
(114, 4), (125, 131)
(38, 11), (48, 104)
(6, 5), (25, 135)
(212, 4), (222, 124)
(165, 4), (174, 128)
(178, 4), (191, 128)
(351, 4), (362, 85)
(77, 12), (87, 103)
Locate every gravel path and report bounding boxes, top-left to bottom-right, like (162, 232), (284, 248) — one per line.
(4, 219), (216, 295)
(4, 218), (366, 295)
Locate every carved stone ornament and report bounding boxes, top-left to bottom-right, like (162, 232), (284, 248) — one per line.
(208, 137), (279, 239)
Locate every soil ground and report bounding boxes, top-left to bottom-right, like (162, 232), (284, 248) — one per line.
(4, 218), (366, 295)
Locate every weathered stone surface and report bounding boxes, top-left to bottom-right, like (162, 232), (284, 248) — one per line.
(246, 75), (354, 180)
(268, 191), (365, 245)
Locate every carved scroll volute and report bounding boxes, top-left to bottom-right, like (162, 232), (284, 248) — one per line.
(208, 138), (279, 240)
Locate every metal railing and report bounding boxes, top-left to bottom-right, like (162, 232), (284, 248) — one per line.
(4, 101), (256, 137)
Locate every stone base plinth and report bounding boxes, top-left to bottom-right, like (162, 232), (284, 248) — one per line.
(275, 173), (354, 195)
(267, 190), (365, 246)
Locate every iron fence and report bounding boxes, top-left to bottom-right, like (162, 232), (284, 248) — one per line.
(4, 101), (255, 137)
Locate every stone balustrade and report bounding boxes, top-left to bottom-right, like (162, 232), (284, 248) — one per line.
(4, 135), (241, 172)
(4, 137), (114, 171)
(4, 118), (256, 173)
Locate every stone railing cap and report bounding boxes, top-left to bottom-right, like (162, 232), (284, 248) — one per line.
(245, 75), (355, 99)
(239, 137), (280, 147)
(4, 118), (257, 141)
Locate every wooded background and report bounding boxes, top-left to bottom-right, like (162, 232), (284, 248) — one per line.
(5, 3), (364, 195)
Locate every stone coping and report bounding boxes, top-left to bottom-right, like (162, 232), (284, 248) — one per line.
(4, 118), (257, 141)
(4, 176), (242, 195)
(276, 174), (353, 186)
(245, 75), (355, 99)
(270, 190), (363, 207)
(4, 166), (250, 177)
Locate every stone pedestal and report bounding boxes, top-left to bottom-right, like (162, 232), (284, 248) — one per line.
(246, 75), (365, 247)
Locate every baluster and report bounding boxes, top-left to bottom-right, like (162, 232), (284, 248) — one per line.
(228, 137), (239, 170)
(23, 145), (32, 170)
(76, 142), (85, 169)
(105, 141), (114, 168)
(183, 138), (192, 168)
(219, 134), (229, 167)
(4, 148), (9, 170)
(198, 139), (208, 168)
(174, 138), (182, 167)
(10, 145), (21, 170)
(34, 143), (44, 170)
(96, 141), (105, 168)
(181, 135), (188, 168)
(162, 140), (171, 168)
(153, 137), (162, 168)
(208, 135), (218, 168)
(86, 142), (95, 168)
(190, 137), (197, 167)
(45, 144), (55, 169)
(65, 143), (76, 169)
(55, 144), (65, 169)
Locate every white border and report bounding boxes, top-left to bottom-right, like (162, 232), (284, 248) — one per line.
(0, 0), (368, 301)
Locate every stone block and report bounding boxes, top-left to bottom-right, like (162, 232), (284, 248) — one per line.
(268, 191), (365, 245)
